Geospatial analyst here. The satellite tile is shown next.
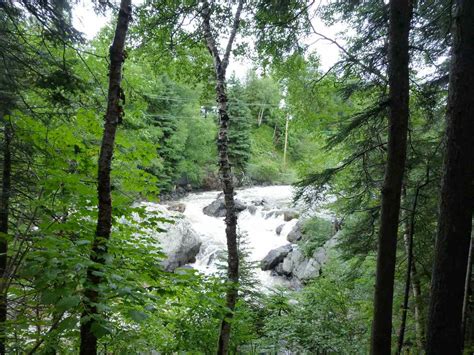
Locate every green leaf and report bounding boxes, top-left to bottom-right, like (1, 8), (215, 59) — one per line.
(91, 321), (113, 338)
(56, 295), (81, 312)
(128, 309), (149, 323)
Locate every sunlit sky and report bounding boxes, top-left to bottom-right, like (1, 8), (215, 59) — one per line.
(72, 0), (345, 77)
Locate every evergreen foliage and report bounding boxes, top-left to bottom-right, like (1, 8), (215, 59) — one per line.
(0, 0), (471, 353)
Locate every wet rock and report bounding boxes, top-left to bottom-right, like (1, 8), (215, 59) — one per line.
(280, 248), (321, 281)
(251, 198), (268, 206)
(248, 205), (257, 215)
(293, 256), (322, 281)
(265, 210), (286, 219)
(270, 232), (341, 282)
(283, 210), (299, 222)
(273, 262), (285, 275)
(203, 196), (247, 217)
(287, 220), (304, 242)
(261, 244), (293, 271)
(157, 218), (202, 272)
(167, 202), (186, 213)
(282, 248), (303, 274)
(276, 224), (285, 235)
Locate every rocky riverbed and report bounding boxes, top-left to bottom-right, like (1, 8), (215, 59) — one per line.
(143, 185), (337, 289)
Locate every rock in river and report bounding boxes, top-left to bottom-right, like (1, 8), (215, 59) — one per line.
(261, 244), (293, 271)
(276, 224), (285, 235)
(287, 220), (304, 242)
(167, 202), (186, 213)
(202, 196), (247, 217)
(157, 217), (202, 272)
(283, 210), (299, 221)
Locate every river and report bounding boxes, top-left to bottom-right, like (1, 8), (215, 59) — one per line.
(176, 185), (302, 288)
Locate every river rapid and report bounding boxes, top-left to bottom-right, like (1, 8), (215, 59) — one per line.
(176, 185), (303, 288)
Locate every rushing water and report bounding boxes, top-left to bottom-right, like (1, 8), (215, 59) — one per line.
(177, 185), (300, 288)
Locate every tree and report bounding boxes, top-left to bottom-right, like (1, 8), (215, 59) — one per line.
(0, 120), (11, 355)
(79, 1), (132, 353)
(227, 79), (252, 175)
(370, 1), (413, 353)
(199, 1), (244, 352)
(426, 1), (474, 353)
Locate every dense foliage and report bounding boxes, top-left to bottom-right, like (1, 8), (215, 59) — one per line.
(0, 0), (472, 353)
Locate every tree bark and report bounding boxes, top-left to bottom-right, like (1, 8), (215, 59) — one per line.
(461, 232), (473, 351)
(396, 184), (425, 354)
(79, 1), (131, 354)
(371, 1), (413, 354)
(426, 1), (474, 353)
(396, 214), (414, 355)
(200, 1), (243, 353)
(408, 241), (425, 350)
(283, 115), (289, 169)
(0, 119), (11, 355)
(257, 107), (263, 126)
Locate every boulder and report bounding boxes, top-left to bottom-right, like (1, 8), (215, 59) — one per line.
(264, 211), (276, 219)
(273, 262), (285, 276)
(276, 224), (285, 235)
(293, 257), (321, 281)
(251, 198), (268, 207)
(264, 210), (285, 219)
(157, 218), (202, 272)
(279, 247), (321, 280)
(167, 202), (186, 213)
(283, 210), (299, 222)
(248, 205), (257, 215)
(287, 220), (304, 242)
(282, 248), (304, 275)
(203, 196), (247, 217)
(260, 244), (293, 271)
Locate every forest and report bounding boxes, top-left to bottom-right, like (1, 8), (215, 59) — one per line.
(0, 0), (472, 354)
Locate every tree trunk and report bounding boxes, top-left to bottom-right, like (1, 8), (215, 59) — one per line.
(257, 107), (263, 126)
(396, 185), (425, 354)
(200, 1), (243, 353)
(396, 217), (414, 355)
(409, 245), (425, 350)
(371, 1), (413, 354)
(79, 1), (131, 354)
(0, 119), (11, 355)
(461, 232), (473, 351)
(426, 1), (474, 353)
(283, 115), (289, 169)
(215, 67), (239, 355)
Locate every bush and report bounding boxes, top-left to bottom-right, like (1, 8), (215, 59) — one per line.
(301, 216), (334, 256)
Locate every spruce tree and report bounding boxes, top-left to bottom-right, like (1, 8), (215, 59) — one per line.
(227, 80), (252, 176)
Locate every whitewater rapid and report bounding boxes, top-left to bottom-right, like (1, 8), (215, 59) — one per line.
(177, 185), (300, 288)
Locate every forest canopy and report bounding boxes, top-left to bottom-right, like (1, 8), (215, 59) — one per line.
(0, 0), (472, 354)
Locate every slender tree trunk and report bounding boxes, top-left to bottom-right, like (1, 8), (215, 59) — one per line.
(396, 217), (413, 355)
(215, 67), (239, 355)
(408, 241), (425, 350)
(396, 185), (424, 354)
(200, 1), (243, 353)
(283, 115), (289, 168)
(257, 107), (263, 126)
(371, 1), (413, 353)
(0, 119), (11, 355)
(426, 1), (474, 353)
(79, 2), (131, 354)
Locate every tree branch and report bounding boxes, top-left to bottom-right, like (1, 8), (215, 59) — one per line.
(222, 0), (244, 71)
(310, 23), (387, 83)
